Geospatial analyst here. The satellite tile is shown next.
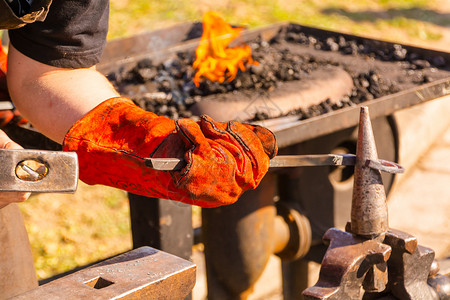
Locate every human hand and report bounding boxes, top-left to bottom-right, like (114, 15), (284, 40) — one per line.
(0, 130), (30, 209)
(63, 97), (277, 207)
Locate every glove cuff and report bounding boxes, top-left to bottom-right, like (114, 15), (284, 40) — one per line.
(63, 97), (133, 150)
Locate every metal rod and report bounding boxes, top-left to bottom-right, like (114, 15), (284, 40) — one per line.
(145, 154), (407, 173)
(145, 154), (357, 171)
(269, 154), (356, 168)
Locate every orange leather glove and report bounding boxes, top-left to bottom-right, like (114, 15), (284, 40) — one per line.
(63, 97), (277, 207)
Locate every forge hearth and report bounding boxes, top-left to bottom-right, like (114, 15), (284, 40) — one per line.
(103, 23), (450, 125)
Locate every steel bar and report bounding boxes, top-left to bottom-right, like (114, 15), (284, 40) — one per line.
(269, 154), (356, 168)
(366, 158), (404, 174)
(146, 154), (357, 171)
(0, 149), (78, 192)
(145, 154), (404, 174)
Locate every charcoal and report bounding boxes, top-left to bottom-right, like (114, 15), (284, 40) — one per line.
(253, 111), (270, 121)
(320, 99), (333, 113)
(137, 58), (154, 69)
(136, 68), (157, 82)
(412, 59), (431, 69)
(432, 56), (446, 67)
(393, 44), (407, 60)
(107, 25), (449, 122)
(326, 37), (340, 52)
(423, 75), (433, 83)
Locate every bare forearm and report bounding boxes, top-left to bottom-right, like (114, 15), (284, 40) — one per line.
(6, 44), (120, 144)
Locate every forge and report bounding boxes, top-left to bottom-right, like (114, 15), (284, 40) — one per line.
(93, 21), (450, 299)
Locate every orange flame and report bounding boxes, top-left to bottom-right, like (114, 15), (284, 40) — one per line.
(193, 12), (258, 87)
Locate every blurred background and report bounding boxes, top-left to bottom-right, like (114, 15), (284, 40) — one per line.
(15, 0), (450, 284)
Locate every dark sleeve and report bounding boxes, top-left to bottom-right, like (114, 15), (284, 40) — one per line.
(8, 0), (109, 68)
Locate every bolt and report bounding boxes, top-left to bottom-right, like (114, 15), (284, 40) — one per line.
(16, 159), (48, 181)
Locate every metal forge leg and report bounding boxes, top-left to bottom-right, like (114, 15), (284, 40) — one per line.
(128, 194), (193, 261)
(202, 172), (312, 299)
(302, 107), (449, 299)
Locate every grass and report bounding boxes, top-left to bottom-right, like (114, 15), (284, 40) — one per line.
(107, 0), (447, 47)
(15, 0), (449, 281)
(20, 183), (131, 279)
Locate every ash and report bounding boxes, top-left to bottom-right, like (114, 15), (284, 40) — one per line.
(107, 24), (448, 122)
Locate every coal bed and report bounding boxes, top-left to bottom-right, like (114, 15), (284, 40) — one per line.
(104, 23), (450, 124)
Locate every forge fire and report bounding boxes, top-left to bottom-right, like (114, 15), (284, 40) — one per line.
(192, 11), (258, 87)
